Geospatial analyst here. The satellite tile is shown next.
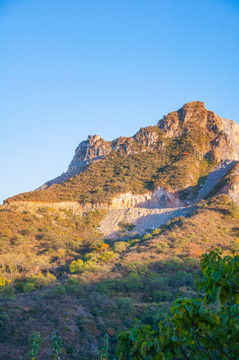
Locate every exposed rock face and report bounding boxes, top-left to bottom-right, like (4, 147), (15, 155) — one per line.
(7, 188), (182, 214)
(111, 188), (182, 209)
(99, 189), (186, 238)
(39, 135), (112, 189)
(159, 102), (221, 137)
(99, 206), (190, 238)
(158, 101), (239, 161)
(214, 119), (239, 161)
(68, 135), (112, 175)
(194, 160), (236, 203)
(215, 163), (239, 202)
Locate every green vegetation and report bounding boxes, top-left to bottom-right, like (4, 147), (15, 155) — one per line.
(24, 249), (239, 359)
(0, 195), (239, 358)
(116, 250), (239, 360)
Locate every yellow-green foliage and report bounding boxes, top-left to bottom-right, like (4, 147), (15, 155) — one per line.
(0, 276), (5, 287)
(0, 206), (104, 283)
(69, 259), (84, 273)
(143, 233), (153, 240)
(113, 241), (129, 253)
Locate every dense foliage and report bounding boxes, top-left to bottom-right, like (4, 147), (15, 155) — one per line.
(116, 250), (239, 360)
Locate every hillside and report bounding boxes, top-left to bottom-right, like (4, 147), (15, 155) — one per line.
(7, 101), (239, 206)
(1, 195), (239, 359)
(1, 101), (239, 359)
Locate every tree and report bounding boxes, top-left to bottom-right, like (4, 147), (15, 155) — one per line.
(116, 249), (239, 360)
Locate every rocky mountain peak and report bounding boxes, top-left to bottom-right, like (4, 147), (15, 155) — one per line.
(38, 101), (239, 190)
(158, 101), (239, 161)
(158, 101), (219, 137)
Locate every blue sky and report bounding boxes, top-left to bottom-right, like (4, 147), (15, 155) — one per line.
(1, 0), (239, 203)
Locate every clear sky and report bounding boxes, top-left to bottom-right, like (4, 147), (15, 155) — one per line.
(1, 0), (239, 203)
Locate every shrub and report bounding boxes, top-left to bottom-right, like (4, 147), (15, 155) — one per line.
(143, 233), (153, 241)
(97, 279), (128, 296)
(152, 228), (162, 236)
(99, 251), (118, 263)
(69, 259), (84, 273)
(0, 276), (6, 287)
(0, 309), (10, 341)
(22, 273), (56, 293)
(23, 280), (37, 293)
(117, 297), (136, 316)
(113, 241), (129, 253)
(83, 260), (100, 272)
(119, 222), (135, 232)
(34, 272), (56, 287)
(65, 278), (86, 297)
(152, 289), (173, 302)
(227, 200), (239, 218)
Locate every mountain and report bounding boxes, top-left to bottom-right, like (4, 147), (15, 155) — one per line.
(5, 101), (239, 237)
(1, 101), (239, 359)
(39, 101), (239, 189)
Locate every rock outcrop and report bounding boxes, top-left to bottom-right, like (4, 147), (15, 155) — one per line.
(111, 188), (182, 209)
(159, 101), (239, 161)
(39, 135), (112, 189)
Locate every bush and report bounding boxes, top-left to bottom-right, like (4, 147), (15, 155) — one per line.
(22, 273), (56, 293)
(34, 272), (56, 287)
(69, 259), (84, 273)
(152, 289), (173, 302)
(143, 233), (153, 241)
(0, 309), (10, 341)
(113, 241), (129, 253)
(83, 260), (100, 272)
(227, 200), (239, 218)
(119, 222), (135, 232)
(65, 278), (86, 297)
(97, 278), (128, 296)
(23, 280), (37, 293)
(99, 251), (118, 263)
(152, 228), (162, 236)
(0, 276), (6, 287)
(117, 297), (136, 316)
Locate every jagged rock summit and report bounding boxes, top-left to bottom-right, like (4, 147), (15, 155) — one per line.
(159, 101), (239, 160)
(39, 101), (239, 190)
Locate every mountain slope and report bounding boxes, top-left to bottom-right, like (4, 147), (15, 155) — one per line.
(7, 101), (239, 207)
(0, 194), (239, 359)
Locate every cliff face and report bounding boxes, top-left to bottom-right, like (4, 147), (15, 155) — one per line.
(110, 188), (182, 209)
(159, 101), (239, 161)
(39, 135), (113, 189)
(68, 135), (112, 175)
